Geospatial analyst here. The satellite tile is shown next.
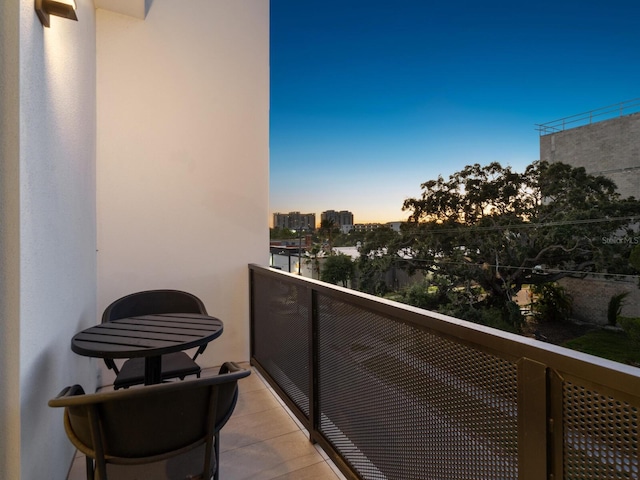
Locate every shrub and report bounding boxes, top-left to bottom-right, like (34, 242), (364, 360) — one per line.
(439, 302), (522, 333)
(607, 292), (630, 326)
(505, 300), (525, 330)
(400, 280), (447, 311)
(630, 244), (640, 271)
(618, 316), (640, 344)
(530, 282), (573, 322)
(631, 244), (640, 288)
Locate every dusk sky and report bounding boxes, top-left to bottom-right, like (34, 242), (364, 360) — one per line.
(269, 1), (640, 225)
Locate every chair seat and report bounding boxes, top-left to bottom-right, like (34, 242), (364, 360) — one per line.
(102, 444), (213, 480)
(49, 362), (250, 480)
(114, 352), (201, 389)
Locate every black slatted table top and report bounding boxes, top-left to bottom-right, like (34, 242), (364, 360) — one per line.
(71, 313), (224, 359)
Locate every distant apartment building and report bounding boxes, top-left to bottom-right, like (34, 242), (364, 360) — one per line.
(386, 222), (404, 232)
(321, 210), (354, 228)
(353, 222), (404, 233)
(353, 223), (384, 232)
(538, 101), (640, 199)
(273, 211), (316, 231)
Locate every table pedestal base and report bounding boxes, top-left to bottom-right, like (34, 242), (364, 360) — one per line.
(145, 356), (162, 385)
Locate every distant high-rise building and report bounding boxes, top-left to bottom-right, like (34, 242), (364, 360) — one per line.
(321, 210), (354, 228)
(273, 211), (316, 231)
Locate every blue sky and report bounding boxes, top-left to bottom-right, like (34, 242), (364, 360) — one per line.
(269, 1), (640, 225)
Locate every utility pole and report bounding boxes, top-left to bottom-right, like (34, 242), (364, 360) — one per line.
(297, 226), (304, 275)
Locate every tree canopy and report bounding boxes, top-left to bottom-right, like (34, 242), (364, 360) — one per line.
(379, 160), (639, 308)
(321, 253), (355, 287)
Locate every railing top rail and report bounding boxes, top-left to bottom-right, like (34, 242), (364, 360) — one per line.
(250, 263), (640, 398)
(535, 97), (640, 136)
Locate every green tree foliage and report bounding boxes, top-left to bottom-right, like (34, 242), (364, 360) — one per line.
(631, 244), (640, 288)
(393, 160), (639, 309)
(630, 244), (640, 276)
(270, 227), (298, 239)
(357, 254), (392, 295)
(319, 219), (339, 252)
(354, 226), (399, 295)
(334, 228), (366, 247)
(304, 244), (324, 280)
(440, 301), (524, 333)
(618, 316), (640, 344)
(396, 276), (450, 311)
(530, 282), (573, 323)
(321, 253), (355, 287)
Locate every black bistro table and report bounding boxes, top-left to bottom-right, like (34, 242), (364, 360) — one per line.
(71, 313), (223, 385)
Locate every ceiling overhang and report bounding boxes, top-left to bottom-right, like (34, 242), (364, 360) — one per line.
(94, 0), (152, 19)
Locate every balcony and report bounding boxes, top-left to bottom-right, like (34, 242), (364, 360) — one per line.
(248, 264), (640, 480)
(54, 264), (640, 479)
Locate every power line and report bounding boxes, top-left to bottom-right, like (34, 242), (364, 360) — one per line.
(389, 257), (639, 281)
(398, 215), (639, 235)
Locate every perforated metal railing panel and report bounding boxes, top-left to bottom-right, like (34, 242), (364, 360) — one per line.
(563, 381), (639, 479)
(252, 274), (310, 417)
(316, 294), (519, 480)
(250, 266), (640, 480)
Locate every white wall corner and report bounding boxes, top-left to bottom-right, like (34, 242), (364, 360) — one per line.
(94, 0), (151, 19)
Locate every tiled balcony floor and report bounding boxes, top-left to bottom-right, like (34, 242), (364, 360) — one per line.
(66, 364), (346, 480)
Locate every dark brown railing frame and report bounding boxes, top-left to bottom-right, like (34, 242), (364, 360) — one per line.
(249, 264), (639, 480)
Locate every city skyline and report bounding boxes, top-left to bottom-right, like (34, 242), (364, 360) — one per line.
(270, 1), (640, 224)
(273, 209), (364, 229)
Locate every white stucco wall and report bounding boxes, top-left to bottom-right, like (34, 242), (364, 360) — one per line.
(0, 2), (21, 478)
(96, 0), (269, 373)
(1, 1), (98, 479)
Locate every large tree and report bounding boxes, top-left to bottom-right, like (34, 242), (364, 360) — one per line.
(391, 160), (639, 307)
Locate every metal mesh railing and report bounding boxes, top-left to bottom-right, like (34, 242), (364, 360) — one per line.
(563, 380), (638, 479)
(249, 265), (640, 480)
(251, 272), (310, 416)
(316, 294), (519, 479)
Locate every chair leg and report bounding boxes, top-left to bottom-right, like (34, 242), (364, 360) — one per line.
(213, 433), (220, 480)
(85, 456), (95, 480)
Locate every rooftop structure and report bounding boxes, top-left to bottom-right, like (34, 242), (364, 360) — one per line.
(539, 100), (640, 199)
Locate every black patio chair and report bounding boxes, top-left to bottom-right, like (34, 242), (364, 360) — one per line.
(49, 362), (250, 480)
(102, 289), (209, 389)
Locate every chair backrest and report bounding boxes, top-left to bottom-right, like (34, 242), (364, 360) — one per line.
(102, 289), (207, 323)
(49, 363), (249, 479)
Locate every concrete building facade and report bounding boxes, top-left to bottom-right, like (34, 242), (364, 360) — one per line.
(539, 111), (640, 199)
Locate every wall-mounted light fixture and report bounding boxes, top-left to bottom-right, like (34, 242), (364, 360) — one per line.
(35, 0), (78, 28)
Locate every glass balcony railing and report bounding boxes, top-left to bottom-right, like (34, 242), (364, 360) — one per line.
(249, 264), (640, 480)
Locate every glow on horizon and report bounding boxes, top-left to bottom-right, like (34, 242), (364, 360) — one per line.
(270, 140), (540, 226)
(269, 1), (640, 227)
